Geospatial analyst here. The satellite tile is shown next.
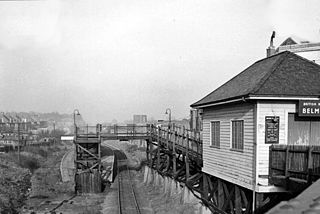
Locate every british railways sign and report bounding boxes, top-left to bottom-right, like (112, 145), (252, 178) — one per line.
(298, 100), (320, 117)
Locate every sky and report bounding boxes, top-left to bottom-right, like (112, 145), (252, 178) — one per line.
(0, 0), (320, 124)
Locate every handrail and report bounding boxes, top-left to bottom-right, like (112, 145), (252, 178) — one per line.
(75, 124), (202, 160)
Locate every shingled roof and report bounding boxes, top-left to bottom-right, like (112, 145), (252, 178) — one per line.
(191, 51), (320, 108)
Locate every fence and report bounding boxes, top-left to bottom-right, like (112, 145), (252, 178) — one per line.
(101, 124), (149, 139)
(149, 124), (203, 161)
(75, 123), (203, 161)
(269, 144), (320, 187)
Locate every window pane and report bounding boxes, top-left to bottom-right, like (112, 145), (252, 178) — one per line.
(211, 121), (220, 147)
(232, 120), (244, 150)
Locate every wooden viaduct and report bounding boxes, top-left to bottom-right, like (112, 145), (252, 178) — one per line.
(74, 124), (320, 214)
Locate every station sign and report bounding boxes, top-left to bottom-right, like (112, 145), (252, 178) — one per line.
(298, 100), (320, 117)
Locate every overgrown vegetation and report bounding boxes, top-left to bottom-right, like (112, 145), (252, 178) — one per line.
(0, 155), (31, 214)
(0, 140), (71, 213)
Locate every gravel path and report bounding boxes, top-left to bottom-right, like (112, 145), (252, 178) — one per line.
(60, 149), (75, 182)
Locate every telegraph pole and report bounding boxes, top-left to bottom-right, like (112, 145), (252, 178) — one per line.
(17, 122), (20, 163)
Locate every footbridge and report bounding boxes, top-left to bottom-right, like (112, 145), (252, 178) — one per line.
(76, 124), (203, 163)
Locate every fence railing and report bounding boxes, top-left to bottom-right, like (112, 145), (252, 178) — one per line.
(269, 144), (320, 187)
(75, 124), (203, 160)
(149, 124), (202, 158)
(101, 125), (149, 138)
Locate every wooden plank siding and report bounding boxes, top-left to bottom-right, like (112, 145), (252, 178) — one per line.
(202, 102), (255, 190)
(256, 101), (296, 188)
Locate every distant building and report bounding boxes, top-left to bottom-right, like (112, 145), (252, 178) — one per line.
(133, 115), (147, 124)
(267, 32), (320, 64)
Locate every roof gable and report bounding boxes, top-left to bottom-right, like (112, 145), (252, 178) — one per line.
(280, 37), (298, 46)
(191, 52), (320, 108)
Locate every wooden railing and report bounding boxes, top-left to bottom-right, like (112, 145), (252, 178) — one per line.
(75, 124), (203, 162)
(269, 144), (320, 189)
(149, 124), (202, 160)
(101, 125), (149, 139)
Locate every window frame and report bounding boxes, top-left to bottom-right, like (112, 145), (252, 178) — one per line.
(230, 119), (244, 151)
(210, 120), (220, 148)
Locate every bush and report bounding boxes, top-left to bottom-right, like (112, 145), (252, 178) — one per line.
(19, 156), (40, 174)
(24, 147), (48, 158)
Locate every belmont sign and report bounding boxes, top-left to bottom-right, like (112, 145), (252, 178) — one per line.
(298, 100), (320, 117)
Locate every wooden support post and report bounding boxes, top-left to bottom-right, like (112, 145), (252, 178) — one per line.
(164, 154), (171, 172)
(240, 189), (248, 211)
(157, 146), (161, 170)
(98, 137), (101, 172)
(269, 145), (272, 184)
(149, 142), (153, 168)
(307, 146), (314, 184)
(202, 173), (209, 200)
(222, 183), (234, 211)
(182, 126), (185, 147)
(146, 140), (150, 162)
(234, 185), (241, 214)
(173, 131), (177, 175)
(157, 128), (161, 170)
(285, 146), (290, 188)
(255, 193), (265, 210)
(218, 179), (224, 209)
(186, 133), (190, 182)
(166, 129), (169, 150)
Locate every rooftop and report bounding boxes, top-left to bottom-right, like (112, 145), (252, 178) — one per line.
(191, 51), (320, 108)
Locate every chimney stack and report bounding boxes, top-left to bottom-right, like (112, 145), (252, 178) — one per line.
(266, 31), (276, 57)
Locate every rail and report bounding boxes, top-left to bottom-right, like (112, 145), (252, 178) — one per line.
(269, 144), (320, 189)
(149, 124), (202, 161)
(102, 125), (149, 139)
(114, 148), (141, 214)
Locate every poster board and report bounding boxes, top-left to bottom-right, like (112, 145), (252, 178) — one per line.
(265, 116), (279, 144)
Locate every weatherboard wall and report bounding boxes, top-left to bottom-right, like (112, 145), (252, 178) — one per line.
(202, 102), (255, 190)
(256, 101), (296, 188)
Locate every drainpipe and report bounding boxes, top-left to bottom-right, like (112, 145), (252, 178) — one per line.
(252, 101), (258, 211)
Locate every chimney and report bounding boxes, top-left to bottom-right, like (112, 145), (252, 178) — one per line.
(266, 31), (276, 57)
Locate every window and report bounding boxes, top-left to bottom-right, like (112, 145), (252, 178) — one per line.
(210, 121), (220, 147)
(288, 113), (320, 145)
(231, 120), (244, 150)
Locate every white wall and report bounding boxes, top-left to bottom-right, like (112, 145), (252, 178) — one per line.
(256, 101), (296, 187)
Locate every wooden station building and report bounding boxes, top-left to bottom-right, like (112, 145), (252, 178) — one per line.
(191, 51), (320, 210)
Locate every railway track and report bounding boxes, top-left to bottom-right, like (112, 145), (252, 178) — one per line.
(105, 143), (141, 214)
(117, 160), (141, 214)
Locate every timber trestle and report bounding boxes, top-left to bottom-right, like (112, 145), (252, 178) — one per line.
(74, 126), (102, 193)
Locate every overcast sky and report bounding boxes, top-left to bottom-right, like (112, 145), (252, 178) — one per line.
(0, 0), (320, 123)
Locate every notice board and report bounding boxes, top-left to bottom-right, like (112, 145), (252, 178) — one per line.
(265, 116), (280, 144)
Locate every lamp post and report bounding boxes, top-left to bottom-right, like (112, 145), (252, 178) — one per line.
(165, 108), (171, 130)
(73, 109), (80, 136)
